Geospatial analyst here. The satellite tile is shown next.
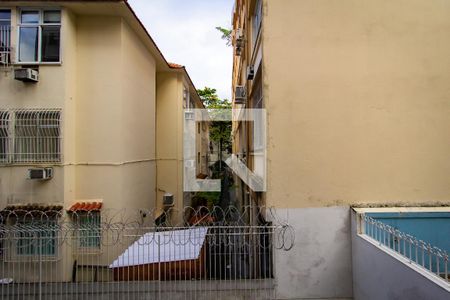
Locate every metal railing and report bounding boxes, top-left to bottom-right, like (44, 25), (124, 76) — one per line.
(0, 206), (294, 299)
(359, 214), (449, 283)
(0, 25), (11, 66)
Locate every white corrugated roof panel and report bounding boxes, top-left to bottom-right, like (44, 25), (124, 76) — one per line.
(109, 227), (208, 268)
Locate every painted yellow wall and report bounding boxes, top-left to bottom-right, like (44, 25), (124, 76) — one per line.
(156, 71), (209, 220)
(156, 72), (183, 214)
(75, 15), (156, 211)
(0, 7), (157, 213)
(0, 7), (75, 208)
(263, 0), (450, 208)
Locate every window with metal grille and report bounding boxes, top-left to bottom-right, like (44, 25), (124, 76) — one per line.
(0, 9), (11, 65)
(16, 219), (58, 256)
(0, 109), (62, 164)
(75, 213), (101, 250)
(0, 111), (10, 163)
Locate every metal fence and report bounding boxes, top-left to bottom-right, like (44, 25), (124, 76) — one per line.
(360, 214), (449, 283)
(0, 206), (294, 299)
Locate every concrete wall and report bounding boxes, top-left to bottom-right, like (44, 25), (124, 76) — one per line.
(263, 0), (450, 208)
(1, 280), (275, 300)
(273, 207), (353, 299)
(351, 211), (450, 300)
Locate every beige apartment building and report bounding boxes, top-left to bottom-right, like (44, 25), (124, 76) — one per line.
(231, 0), (450, 299)
(0, 0), (207, 281)
(156, 62), (209, 224)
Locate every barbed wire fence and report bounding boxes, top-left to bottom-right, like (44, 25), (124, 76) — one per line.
(0, 206), (295, 300)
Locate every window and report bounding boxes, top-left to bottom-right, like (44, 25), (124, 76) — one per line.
(183, 87), (188, 108)
(0, 10), (10, 26)
(251, 73), (264, 151)
(0, 109), (62, 164)
(76, 213), (101, 250)
(14, 110), (61, 163)
(0, 111), (10, 163)
(16, 219), (58, 256)
(0, 9), (11, 64)
(252, 0), (262, 48)
(18, 9), (61, 63)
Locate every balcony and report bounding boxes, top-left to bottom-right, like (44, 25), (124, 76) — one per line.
(352, 208), (449, 299)
(0, 25), (11, 66)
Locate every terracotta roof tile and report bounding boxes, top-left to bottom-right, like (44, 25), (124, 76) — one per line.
(3, 204), (63, 212)
(168, 62), (184, 69)
(68, 201), (102, 212)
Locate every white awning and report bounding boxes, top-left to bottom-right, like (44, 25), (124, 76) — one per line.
(109, 227), (208, 268)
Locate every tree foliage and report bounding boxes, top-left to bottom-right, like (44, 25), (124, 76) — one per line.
(197, 87), (231, 109)
(215, 26), (232, 46)
(197, 87), (232, 163)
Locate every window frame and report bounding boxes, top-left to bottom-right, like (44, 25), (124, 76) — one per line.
(17, 7), (62, 65)
(0, 9), (12, 64)
(0, 8), (11, 25)
(0, 111), (10, 163)
(251, 0), (262, 51)
(74, 212), (102, 252)
(0, 109), (62, 165)
(15, 218), (58, 258)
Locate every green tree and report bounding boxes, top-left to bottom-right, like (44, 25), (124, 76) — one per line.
(215, 26), (232, 46)
(197, 87), (232, 167)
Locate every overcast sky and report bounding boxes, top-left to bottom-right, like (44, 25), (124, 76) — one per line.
(128, 0), (234, 100)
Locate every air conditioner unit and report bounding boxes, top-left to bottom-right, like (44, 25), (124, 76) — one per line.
(185, 160), (195, 168)
(163, 193), (174, 207)
(235, 29), (244, 56)
(247, 65), (255, 80)
(184, 110), (194, 120)
(234, 86), (246, 104)
(14, 68), (39, 82)
(27, 168), (53, 180)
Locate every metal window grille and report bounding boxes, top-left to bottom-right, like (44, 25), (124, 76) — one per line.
(0, 109), (62, 164)
(0, 9), (11, 66)
(0, 111), (10, 163)
(0, 25), (11, 65)
(76, 213), (101, 251)
(15, 219), (58, 257)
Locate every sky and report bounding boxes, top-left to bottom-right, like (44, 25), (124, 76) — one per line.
(128, 0), (234, 100)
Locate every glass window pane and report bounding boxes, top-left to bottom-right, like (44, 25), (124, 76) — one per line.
(18, 27), (38, 62)
(0, 10), (11, 21)
(42, 26), (60, 62)
(21, 11), (39, 24)
(44, 11), (61, 23)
